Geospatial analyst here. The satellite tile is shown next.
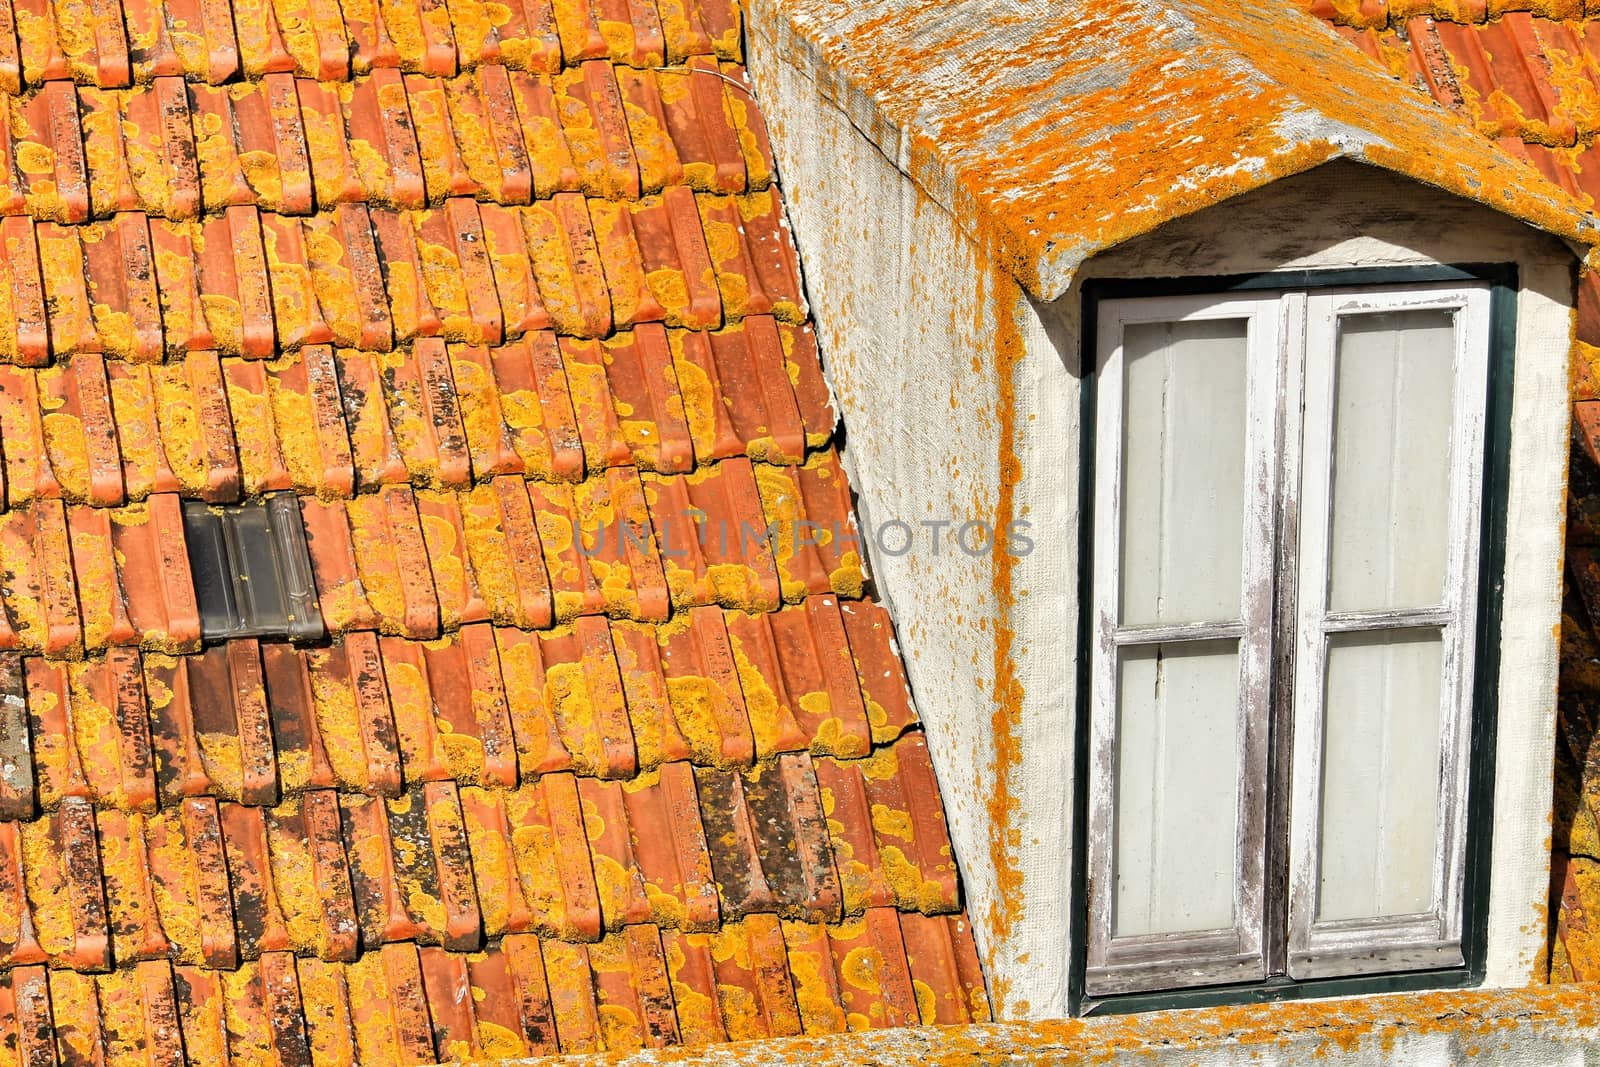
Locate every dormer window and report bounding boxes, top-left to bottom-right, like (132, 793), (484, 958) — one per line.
(1082, 274), (1506, 1001)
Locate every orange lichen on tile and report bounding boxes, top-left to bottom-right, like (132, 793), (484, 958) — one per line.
(0, 0), (991, 1052)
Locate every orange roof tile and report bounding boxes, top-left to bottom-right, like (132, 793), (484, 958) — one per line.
(0, 0), (989, 1059)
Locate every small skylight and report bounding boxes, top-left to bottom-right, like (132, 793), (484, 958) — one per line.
(182, 493), (326, 644)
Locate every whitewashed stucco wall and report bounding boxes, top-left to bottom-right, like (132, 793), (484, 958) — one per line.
(746, 0), (1577, 1019)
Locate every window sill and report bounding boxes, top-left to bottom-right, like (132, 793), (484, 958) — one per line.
(508, 985), (1600, 1067)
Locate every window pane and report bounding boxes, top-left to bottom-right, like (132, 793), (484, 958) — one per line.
(1318, 629), (1443, 922)
(1115, 640), (1240, 937)
(1120, 319), (1248, 627)
(1328, 311), (1456, 613)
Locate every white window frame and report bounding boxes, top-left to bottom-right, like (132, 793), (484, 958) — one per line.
(1085, 282), (1491, 998)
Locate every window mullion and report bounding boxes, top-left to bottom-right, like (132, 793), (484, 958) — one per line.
(1265, 290), (1307, 977)
(1286, 291), (1339, 975)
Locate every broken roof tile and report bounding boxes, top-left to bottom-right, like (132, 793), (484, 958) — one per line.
(897, 909), (991, 1024)
(501, 772), (602, 940)
(856, 731), (959, 915)
(528, 469), (670, 622)
(0, 500), (83, 658)
(590, 925), (679, 1051)
(704, 913), (803, 1041)
(823, 909), (919, 1031)
(623, 760), (720, 929)
(721, 63), (774, 191)
(562, 333), (641, 471)
(461, 478), (557, 629)
(610, 618), (691, 768)
(493, 624), (573, 776)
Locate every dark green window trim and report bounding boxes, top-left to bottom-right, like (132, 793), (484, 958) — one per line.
(1071, 263), (1517, 1017)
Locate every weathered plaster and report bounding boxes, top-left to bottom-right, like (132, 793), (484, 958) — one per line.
(748, 0), (1580, 1011)
(483, 985), (1600, 1066)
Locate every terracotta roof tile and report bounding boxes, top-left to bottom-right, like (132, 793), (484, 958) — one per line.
(0, 0), (986, 1049)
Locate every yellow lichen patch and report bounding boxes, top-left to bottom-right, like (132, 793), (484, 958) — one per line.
(265, 805), (322, 954)
(14, 141), (53, 177)
(70, 527), (116, 652)
(143, 810), (202, 964)
(345, 498), (407, 630)
(345, 952), (400, 1066)
(196, 731), (245, 801)
(813, 715), (869, 759)
(840, 943), (885, 996)
(298, 958), (356, 1066)
(438, 727), (489, 785)
(725, 90), (772, 190)
(544, 658), (607, 775)
(379, 655), (434, 772)
(416, 234), (481, 344)
(150, 364), (206, 494)
(476, 1019), (523, 1061)
(193, 105), (244, 211)
(21, 819), (73, 955)
(784, 924), (847, 1035)
(665, 934), (720, 1043)
(752, 462), (809, 601)
(869, 802), (914, 844)
(460, 788), (512, 935)
(644, 881), (688, 929)
(302, 104), (356, 210)
(1572, 339), (1600, 400)
(912, 977), (938, 1024)
(710, 562), (776, 612)
(48, 973), (103, 1067)
(504, 792), (567, 937)
(445, 86), (507, 198)
(66, 663), (125, 802)
(664, 673), (730, 767)
(856, 744), (900, 783)
(459, 485), (523, 625)
(400, 880), (447, 940)
(224, 369), (279, 496)
(377, 349), (442, 484)
(447, 0), (516, 65)
(97, 958), (155, 1064)
(830, 550), (866, 599)
(729, 631), (789, 757)
(879, 844), (949, 915)
(591, 852), (637, 929)
(0, 514), (44, 652)
(260, 220), (315, 345)
(448, 351), (503, 470)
